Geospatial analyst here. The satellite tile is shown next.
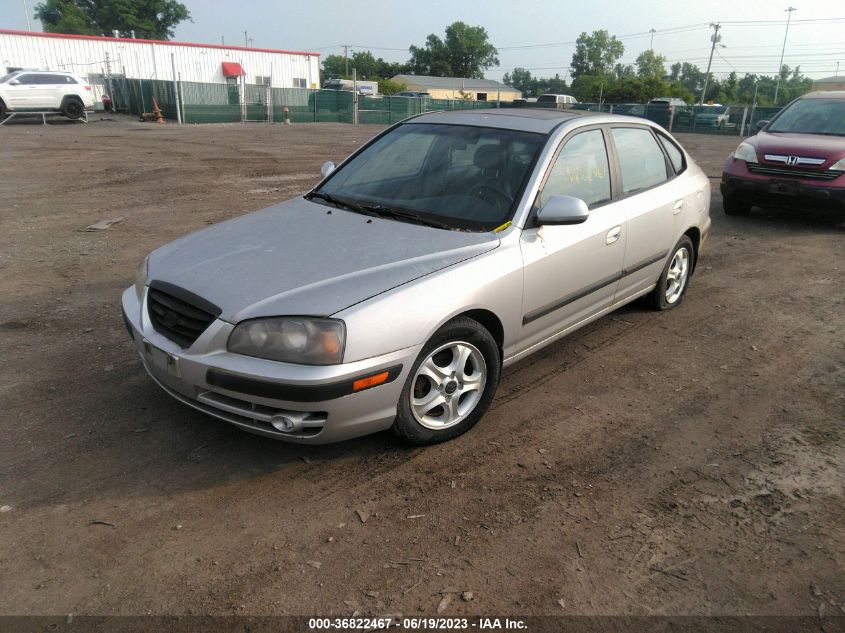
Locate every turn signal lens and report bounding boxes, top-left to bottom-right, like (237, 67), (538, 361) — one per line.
(352, 371), (389, 391)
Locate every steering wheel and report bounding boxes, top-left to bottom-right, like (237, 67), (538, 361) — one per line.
(475, 184), (511, 213)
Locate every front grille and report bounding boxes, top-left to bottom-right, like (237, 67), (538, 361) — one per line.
(748, 163), (843, 181)
(147, 286), (217, 347)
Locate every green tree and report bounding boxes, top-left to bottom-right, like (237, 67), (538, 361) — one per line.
(377, 79), (406, 95)
(635, 49), (666, 78)
(409, 22), (498, 78)
(570, 30), (624, 78)
(34, 0), (190, 39)
(321, 51), (408, 81)
(32, 0), (97, 34)
(503, 67), (536, 95)
(321, 54), (347, 78)
(614, 63), (634, 79)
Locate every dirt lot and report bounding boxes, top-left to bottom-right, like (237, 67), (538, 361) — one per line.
(0, 116), (843, 621)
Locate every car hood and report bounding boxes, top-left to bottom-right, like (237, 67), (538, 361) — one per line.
(751, 131), (845, 163)
(147, 197), (499, 322)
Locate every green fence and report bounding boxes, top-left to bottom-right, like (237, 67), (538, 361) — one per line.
(503, 101), (783, 136)
(111, 79), (505, 125)
(108, 79), (783, 134)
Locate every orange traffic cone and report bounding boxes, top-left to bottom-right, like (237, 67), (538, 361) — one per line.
(151, 96), (165, 124)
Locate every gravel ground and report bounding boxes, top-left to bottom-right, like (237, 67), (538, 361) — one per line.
(0, 115), (843, 620)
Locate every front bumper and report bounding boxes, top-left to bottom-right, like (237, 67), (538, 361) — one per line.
(122, 287), (420, 444)
(721, 161), (845, 210)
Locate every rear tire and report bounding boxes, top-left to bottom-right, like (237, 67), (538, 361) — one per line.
(61, 97), (85, 120)
(647, 236), (695, 311)
(392, 317), (500, 446)
(723, 193), (751, 216)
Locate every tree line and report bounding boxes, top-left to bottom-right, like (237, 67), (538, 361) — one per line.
(506, 30), (812, 105)
(31, 5), (815, 105)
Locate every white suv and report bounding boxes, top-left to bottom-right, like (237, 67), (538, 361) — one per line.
(0, 70), (95, 120)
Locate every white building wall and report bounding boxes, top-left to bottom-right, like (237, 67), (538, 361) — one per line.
(0, 30), (320, 88)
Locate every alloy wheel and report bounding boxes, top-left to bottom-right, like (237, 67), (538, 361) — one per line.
(410, 341), (487, 430)
(665, 247), (690, 304)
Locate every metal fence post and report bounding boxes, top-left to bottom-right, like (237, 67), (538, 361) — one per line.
(738, 106), (748, 136)
(668, 106), (675, 132)
(352, 68), (359, 125)
(170, 53), (181, 124)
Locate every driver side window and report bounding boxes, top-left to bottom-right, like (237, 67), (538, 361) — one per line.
(539, 129), (611, 209)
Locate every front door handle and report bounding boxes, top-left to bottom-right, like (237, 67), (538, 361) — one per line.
(606, 225), (622, 245)
(673, 199), (684, 214)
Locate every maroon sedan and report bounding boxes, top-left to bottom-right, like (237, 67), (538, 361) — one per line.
(721, 91), (845, 215)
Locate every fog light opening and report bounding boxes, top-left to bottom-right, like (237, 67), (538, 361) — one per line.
(270, 415), (300, 433)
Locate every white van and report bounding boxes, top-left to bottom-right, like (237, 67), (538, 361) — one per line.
(536, 94), (578, 108)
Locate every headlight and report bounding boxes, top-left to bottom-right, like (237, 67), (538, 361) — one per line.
(134, 256), (148, 299)
(733, 142), (758, 163)
(831, 157), (845, 171)
(228, 318), (345, 365)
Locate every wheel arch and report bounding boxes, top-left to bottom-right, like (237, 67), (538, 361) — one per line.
(683, 226), (701, 275)
(451, 308), (504, 359)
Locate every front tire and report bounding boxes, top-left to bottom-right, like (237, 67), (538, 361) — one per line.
(0, 99), (6, 118)
(393, 317), (501, 445)
(61, 97), (85, 120)
(647, 236), (694, 311)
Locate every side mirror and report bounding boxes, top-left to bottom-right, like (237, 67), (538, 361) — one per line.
(755, 119), (769, 131)
(537, 195), (590, 226)
(320, 161), (336, 179)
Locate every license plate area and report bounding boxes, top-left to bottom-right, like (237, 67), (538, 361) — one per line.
(769, 179), (798, 196)
(143, 340), (181, 378)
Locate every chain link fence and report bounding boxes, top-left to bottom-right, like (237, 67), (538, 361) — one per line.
(511, 101), (783, 136)
(108, 78), (783, 135)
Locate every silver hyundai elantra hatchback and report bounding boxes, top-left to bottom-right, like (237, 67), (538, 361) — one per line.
(122, 109), (711, 445)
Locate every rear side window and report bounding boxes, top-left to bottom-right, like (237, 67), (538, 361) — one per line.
(656, 133), (685, 174)
(540, 129), (611, 208)
(611, 127), (669, 194)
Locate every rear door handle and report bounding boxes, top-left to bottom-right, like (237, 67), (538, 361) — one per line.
(606, 225), (622, 245)
(673, 199), (684, 214)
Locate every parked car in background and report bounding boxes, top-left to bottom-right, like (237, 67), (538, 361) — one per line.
(393, 91), (431, 99)
(612, 103), (646, 117)
(322, 78), (379, 96)
(0, 70), (94, 119)
(123, 109), (711, 446)
(721, 91), (845, 215)
(694, 105), (731, 129)
(537, 93), (578, 108)
(648, 97), (687, 119)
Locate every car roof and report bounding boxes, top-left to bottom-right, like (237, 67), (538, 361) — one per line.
(13, 69), (76, 75)
(406, 108), (602, 134)
(801, 90), (845, 100)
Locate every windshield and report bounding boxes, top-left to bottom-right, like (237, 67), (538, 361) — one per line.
(537, 95), (558, 104)
(0, 72), (19, 83)
(314, 123), (545, 231)
(768, 98), (845, 136)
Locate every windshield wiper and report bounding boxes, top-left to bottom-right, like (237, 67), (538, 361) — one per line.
(357, 203), (454, 230)
(305, 191), (369, 214)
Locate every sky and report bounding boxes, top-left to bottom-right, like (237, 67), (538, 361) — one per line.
(2, 0), (843, 80)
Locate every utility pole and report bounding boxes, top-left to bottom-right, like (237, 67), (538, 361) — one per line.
(244, 30), (248, 48)
(773, 6), (796, 105)
(649, 28), (656, 50)
(344, 45), (349, 76)
(221, 36), (225, 46)
(700, 23), (721, 106)
(836, 61), (840, 77)
(22, 0), (31, 30)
